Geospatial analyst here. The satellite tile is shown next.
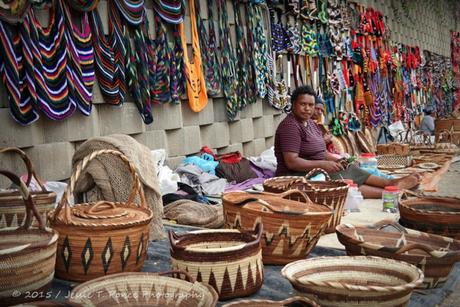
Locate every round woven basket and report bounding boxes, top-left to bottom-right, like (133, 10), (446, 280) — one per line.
(221, 296), (320, 307)
(49, 149), (153, 282)
(169, 227), (264, 300)
(11, 301), (82, 306)
(69, 271), (218, 307)
(263, 168), (349, 233)
(336, 220), (460, 289)
(222, 190), (332, 264)
(0, 170), (58, 306)
(281, 256), (424, 307)
(0, 147), (56, 228)
(399, 194), (460, 239)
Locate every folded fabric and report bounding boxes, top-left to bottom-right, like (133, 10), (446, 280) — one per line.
(175, 164), (227, 196)
(183, 156), (219, 175)
(215, 158), (258, 183)
(163, 200), (224, 228)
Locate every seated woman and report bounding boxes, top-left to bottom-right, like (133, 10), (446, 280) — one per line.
(274, 85), (421, 199)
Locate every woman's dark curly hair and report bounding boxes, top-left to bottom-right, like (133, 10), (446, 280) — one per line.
(291, 85), (316, 105)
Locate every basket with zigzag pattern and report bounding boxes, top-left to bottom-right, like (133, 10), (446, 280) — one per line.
(222, 190), (332, 265)
(169, 227), (264, 301)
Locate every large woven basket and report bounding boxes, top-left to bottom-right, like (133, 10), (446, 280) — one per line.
(69, 271), (218, 307)
(282, 256), (424, 307)
(0, 170), (58, 306)
(49, 149), (153, 282)
(222, 190), (332, 264)
(399, 194), (460, 239)
(0, 147), (56, 228)
(169, 227), (264, 300)
(336, 220), (460, 288)
(222, 296), (320, 307)
(263, 168), (349, 233)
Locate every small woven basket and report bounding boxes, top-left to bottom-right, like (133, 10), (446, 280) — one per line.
(377, 155), (413, 169)
(222, 190), (332, 264)
(0, 170), (58, 306)
(263, 168), (349, 233)
(169, 227), (264, 300)
(0, 147), (56, 228)
(336, 220), (460, 288)
(282, 256), (424, 307)
(69, 271), (218, 307)
(49, 149), (153, 282)
(221, 296), (320, 307)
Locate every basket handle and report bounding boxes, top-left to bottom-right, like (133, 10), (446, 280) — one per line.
(158, 270), (196, 283)
(227, 194), (309, 215)
(279, 189), (313, 203)
(86, 202), (118, 214)
(394, 243), (437, 256)
(0, 169), (46, 230)
(373, 220), (408, 234)
(51, 149), (147, 223)
(400, 189), (423, 200)
(0, 147), (48, 192)
(304, 168), (331, 181)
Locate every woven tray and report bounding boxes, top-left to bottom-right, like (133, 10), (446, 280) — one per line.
(399, 192), (460, 239)
(281, 256), (424, 307)
(0, 147), (56, 228)
(69, 271), (218, 307)
(222, 296), (319, 307)
(0, 170), (58, 306)
(377, 155), (412, 169)
(336, 220), (460, 288)
(263, 168), (348, 233)
(169, 227), (264, 300)
(222, 190), (332, 264)
(49, 150), (153, 282)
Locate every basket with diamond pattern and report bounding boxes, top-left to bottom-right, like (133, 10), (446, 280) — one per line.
(49, 150), (153, 282)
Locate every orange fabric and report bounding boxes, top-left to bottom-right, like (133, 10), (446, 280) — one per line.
(179, 0), (208, 112)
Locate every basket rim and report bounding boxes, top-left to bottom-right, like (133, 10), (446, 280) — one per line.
(281, 255), (424, 292)
(221, 295), (320, 307)
(264, 176), (349, 191)
(400, 197), (460, 216)
(0, 227), (59, 256)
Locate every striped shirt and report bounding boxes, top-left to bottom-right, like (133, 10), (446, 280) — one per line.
(274, 113), (326, 176)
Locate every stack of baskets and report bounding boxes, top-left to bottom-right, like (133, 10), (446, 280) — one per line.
(49, 149), (153, 282)
(0, 147), (56, 228)
(222, 190), (332, 264)
(263, 168), (348, 233)
(0, 170), (58, 305)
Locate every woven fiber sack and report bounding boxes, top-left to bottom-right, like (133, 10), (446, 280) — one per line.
(0, 147), (56, 228)
(0, 170), (58, 306)
(222, 190), (332, 265)
(49, 150), (153, 282)
(169, 227), (264, 300)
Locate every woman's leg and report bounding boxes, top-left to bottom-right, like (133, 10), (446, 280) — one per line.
(362, 173), (421, 196)
(359, 184), (384, 199)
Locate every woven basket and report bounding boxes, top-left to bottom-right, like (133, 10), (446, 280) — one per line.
(11, 301), (82, 306)
(222, 296), (320, 307)
(49, 149), (153, 282)
(263, 168), (349, 233)
(222, 190), (332, 264)
(376, 143), (410, 156)
(0, 170), (58, 306)
(69, 270), (218, 307)
(399, 193), (460, 239)
(377, 155), (412, 169)
(281, 256), (424, 307)
(336, 220), (460, 289)
(0, 147), (56, 228)
(169, 227), (264, 300)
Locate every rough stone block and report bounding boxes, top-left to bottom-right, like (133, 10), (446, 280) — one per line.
(91, 80), (105, 104)
(229, 118), (254, 143)
(133, 130), (168, 152)
(0, 109), (45, 148)
(227, 0), (235, 24)
(263, 100), (282, 115)
(273, 113), (286, 130)
(200, 122), (230, 149)
(43, 107), (100, 143)
(240, 101), (263, 119)
(166, 126), (201, 156)
(183, 16), (192, 45)
(243, 138), (266, 157)
(263, 115), (275, 138)
(252, 117), (264, 139)
(265, 136), (274, 148)
(23, 142), (75, 181)
(148, 102), (183, 131)
(181, 99), (214, 126)
(217, 143), (243, 155)
(98, 103), (145, 136)
(165, 156), (185, 170)
(198, 0), (208, 19)
(213, 98), (240, 122)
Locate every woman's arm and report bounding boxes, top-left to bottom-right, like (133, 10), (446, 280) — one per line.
(325, 151), (342, 162)
(283, 152), (344, 173)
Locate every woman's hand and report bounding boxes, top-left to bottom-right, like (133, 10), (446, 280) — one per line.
(320, 161), (344, 173)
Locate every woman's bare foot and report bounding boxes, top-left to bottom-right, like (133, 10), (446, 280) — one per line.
(391, 173), (422, 190)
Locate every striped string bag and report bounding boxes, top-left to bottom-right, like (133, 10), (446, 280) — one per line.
(22, 0), (77, 120)
(216, 0), (238, 119)
(63, 0), (99, 12)
(0, 0), (31, 24)
(0, 18), (39, 124)
(89, 1), (126, 106)
(62, 0), (95, 116)
(152, 0), (185, 24)
(169, 25), (185, 104)
(195, 0), (221, 97)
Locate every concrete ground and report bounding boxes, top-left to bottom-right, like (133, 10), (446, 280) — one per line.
(316, 160), (460, 306)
